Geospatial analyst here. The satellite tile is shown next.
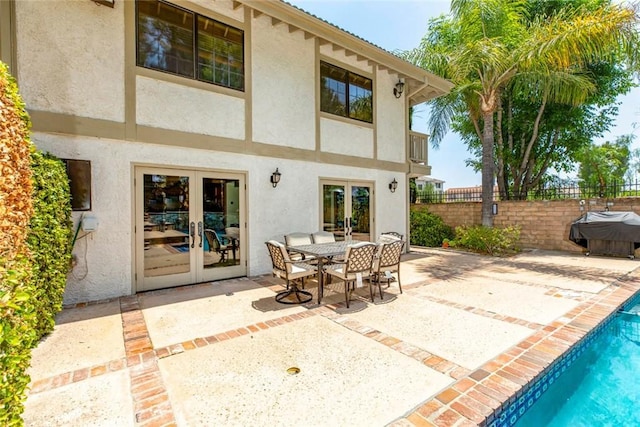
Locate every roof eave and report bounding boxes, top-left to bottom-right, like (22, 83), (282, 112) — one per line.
(237, 0), (453, 102)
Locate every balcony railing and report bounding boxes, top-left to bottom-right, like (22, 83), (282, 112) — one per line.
(409, 131), (428, 164)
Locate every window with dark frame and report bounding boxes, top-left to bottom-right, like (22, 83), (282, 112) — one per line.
(320, 61), (373, 123)
(136, 0), (244, 91)
(63, 159), (92, 211)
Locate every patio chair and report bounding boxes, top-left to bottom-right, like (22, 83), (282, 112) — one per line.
(204, 229), (230, 263)
(284, 232), (314, 261)
(371, 239), (405, 300)
(311, 231), (336, 243)
(380, 231), (404, 241)
(265, 240), (316, 304)
(324, 242), (377, 308)
(311, 231), (342, 267)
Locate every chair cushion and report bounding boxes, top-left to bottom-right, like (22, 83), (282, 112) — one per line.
(311, 231), (335, 244)
(285, 233), (312, 246)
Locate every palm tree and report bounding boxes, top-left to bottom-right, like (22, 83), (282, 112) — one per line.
(405, 0), (639, 226)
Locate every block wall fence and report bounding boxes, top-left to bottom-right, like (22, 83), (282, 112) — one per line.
(412, 197), (640, 254)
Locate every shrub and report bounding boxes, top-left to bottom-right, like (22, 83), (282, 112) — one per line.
(27, 152), (72, 336)
(0, 61), (35, 425)
(410, 209), (455, 247)
(452, 225), (521, 256)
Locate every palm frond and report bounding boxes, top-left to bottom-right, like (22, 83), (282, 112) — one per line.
(511, 70), (596, 106)
(425, 92), (459, 146)
(520, 3), (639, 72)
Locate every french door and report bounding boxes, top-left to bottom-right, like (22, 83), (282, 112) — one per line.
(320, 180), (373, 242)
(135, 167), (246, 292)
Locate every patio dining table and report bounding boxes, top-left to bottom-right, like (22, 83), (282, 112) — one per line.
(288, 240), (364, 304)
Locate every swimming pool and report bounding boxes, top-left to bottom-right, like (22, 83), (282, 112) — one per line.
(488, 292), (640, 426)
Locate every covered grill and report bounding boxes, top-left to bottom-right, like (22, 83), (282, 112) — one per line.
(569, 211), (640, 259)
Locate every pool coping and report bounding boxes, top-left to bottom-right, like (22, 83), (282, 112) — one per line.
(394, 266), (640, 426)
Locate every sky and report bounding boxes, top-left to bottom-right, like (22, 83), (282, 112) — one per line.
(288, 0), (640, 188)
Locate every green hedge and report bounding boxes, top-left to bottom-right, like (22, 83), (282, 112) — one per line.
(0, 61), (72, 425)
(409, 209), (455, 247)
(0, 256), (36, 426)
(27, 152), (72, 336)
(0, 60), (36, 426)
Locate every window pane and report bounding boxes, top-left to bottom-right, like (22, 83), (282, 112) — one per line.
(137, 0), (194, 78)
(320, 62), (373, 123)
(197, 16), (244, 90)
(348, 73), (372, 122)
(320, 62), (347, 117)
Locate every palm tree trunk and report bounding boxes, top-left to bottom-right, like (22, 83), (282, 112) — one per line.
(482, 111), (495, 227)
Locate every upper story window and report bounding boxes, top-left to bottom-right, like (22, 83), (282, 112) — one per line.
(136, 0), (244, 91)
(320, 62), (373, 123)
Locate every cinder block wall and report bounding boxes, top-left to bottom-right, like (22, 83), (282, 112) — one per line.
(412, 198), (640, 253)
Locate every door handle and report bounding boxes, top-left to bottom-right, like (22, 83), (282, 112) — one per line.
(198, 221), (203, 248)
(190, 221), (196, 248)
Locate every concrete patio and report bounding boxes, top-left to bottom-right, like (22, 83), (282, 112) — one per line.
(24, 248), (640, 426)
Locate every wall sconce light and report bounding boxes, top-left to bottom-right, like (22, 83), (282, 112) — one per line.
(389, 178), (398, 193)
(492, 202), (498, 215)
(92, 0), (115, 7)
(270, 168), (281, 188)
(393, 80), (405, 98)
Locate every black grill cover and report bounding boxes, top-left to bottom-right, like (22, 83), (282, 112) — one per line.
(569, 211), (640, 249)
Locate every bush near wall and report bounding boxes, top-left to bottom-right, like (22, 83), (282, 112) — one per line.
(27, 152), (72, 336)
(0, 61), (36, 425)
(409, 209), (455, 247)
(451, 225), (521, 256)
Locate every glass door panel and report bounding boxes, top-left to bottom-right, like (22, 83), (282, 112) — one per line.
(140, 171), (194, 290)
(351, 185), (371, 242)
(200, 176), (244, 281)
(322, 184), (346, 241)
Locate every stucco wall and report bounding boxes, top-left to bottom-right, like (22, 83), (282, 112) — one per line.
(414, 198), (640, 253)
(136, 76), (245, 140)
(191, 0), (244, 22)
(320, 118), (374, 157)
(15, 0), (125, 122)
(251, 15), (316, 149)
(319, 44), (373, 74)
(376, 70), (405, 163)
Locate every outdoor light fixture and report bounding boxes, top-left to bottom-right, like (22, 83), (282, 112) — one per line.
(393, 80), (405, 98)
(270, 168), (281, 188)
(389, 178), (398, 193)
(492, 203), (499, 215)
(92, 0), (115, 7)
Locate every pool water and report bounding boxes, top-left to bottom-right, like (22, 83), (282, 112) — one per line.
(516, 305), (640, 426)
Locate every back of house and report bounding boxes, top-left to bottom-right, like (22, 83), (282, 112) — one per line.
(0, 0), (451, 303)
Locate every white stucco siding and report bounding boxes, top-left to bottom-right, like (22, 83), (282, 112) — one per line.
(136, 76), (245, 140)
(251, 16), (316, 149)
(319, 45), (373, 74)
(191, 0), (244, 22)
(320, 118), (374, 157)
(376, 72), (406, 163)
(15, 0), (125, 122)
